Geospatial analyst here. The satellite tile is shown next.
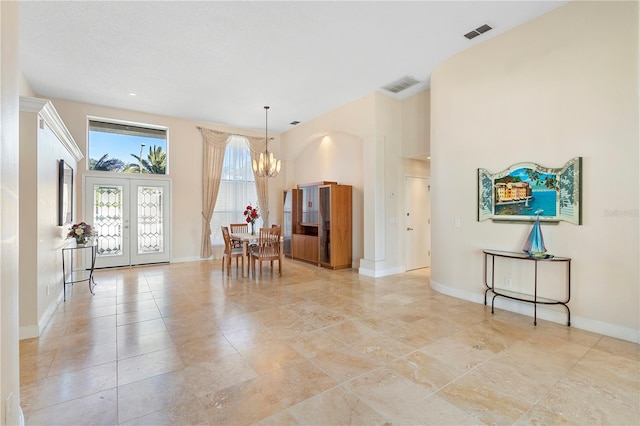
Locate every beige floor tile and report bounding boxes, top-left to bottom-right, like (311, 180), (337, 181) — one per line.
(348, 333), (415, 364)
(181, 353), (258, 397)
(199, 376), (285, 425)
(309, 345), (382, 383)
(25, 388), (118, 426)
(287, 385), (389, 425)
(323, 319), (380, 344)
(120, 398), (209, 426)
(48, 340), (117, 375)
(258, 357), (338, 407)
(117, 370), (195, 423)
(117, 330), (175, 360)
(344, 366), (433, 423)
(19, 263), (640, 426)
(284, 329), (346, 358)
(438, 367), (534, 425)
(518, 376), (640, 425)
(31, 362), (117, 410)
(117, 346), (183, 386)
(390, 350), (466, 393)
(240, 340), (304, 374)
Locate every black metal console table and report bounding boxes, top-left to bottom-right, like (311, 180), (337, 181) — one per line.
(62, 240), (97, 301)
(483, 249), (571, 326)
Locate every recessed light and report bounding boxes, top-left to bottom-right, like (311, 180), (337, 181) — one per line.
(290, 121), (300, 125)
(128, 92), (137, 97)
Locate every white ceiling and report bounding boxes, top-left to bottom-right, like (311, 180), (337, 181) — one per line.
(19, 1), (567, 133)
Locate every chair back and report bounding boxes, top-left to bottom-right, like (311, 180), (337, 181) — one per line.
(230, 223), (249, 234)
(256, 227), (281, 258)
(221, 226), (233, 255)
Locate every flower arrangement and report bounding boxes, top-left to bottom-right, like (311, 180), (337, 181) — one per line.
(67, 221), (96, 245)
(243, 204), (260, 234)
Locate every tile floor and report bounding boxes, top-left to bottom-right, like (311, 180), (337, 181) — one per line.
(20, 258), (639, 425)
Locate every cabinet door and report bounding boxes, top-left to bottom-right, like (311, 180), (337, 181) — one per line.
(300, 185), (318, 224)
(318, 186), (331, 264)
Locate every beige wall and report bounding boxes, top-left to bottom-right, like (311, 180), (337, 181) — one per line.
(1, 1), (23, 423)
(18, 102), (82, 339)
(50, 98), (283, 262)
(430, 1), (639, 341)
(401, 89), (430, 159)
(281, 90), (430, 274)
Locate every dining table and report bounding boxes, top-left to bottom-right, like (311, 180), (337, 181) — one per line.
(229, 232), (284, 277)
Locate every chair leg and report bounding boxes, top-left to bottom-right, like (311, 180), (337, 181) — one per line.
(221, 257), (225, 274)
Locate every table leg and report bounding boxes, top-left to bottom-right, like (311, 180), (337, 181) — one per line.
(279, 240), (284, 273)
(243, 240), (249, 277)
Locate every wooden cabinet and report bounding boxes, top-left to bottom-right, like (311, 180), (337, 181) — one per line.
(318, 184), (352, 269)
(289, 181), (351, 269)
(292, 234), (319, 264)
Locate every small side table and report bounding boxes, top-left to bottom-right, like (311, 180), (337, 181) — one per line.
(62, 239), (98, 301)
(483, 249), (571, 326)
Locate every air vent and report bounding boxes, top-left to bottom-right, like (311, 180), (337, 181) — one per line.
(381, 75), (420, 94)
(464, 23), (493, 40)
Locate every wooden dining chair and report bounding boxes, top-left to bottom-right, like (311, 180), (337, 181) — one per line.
(249, 227), (282, 276)
(221, 226), (244, 276)
(229, 223), (248, 248)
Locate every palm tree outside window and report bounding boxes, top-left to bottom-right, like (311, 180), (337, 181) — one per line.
(88, 119), (168, 174)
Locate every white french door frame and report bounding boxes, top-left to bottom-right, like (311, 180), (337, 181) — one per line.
(84, 175), (171, 268)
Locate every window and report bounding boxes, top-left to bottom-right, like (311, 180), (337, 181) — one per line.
(211, 135), (261, 244)
(88, 119), (168, 174)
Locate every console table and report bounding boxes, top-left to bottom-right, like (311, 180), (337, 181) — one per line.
(482, 249), (571, 326)
(62, 240), (97, 301)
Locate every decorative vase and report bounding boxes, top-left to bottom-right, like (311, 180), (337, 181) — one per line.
(75, 236), (89, 246)
(251, 222), (255, 235)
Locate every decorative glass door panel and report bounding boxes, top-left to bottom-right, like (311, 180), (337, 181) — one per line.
(85, 176), (170, 268)
(94, 184), (124, 258)
(130, 181), (169, 265)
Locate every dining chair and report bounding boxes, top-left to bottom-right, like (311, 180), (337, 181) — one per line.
(229, 223), (248, 248)
(221, 226), (244, 276)
(249, 227), (282, 277)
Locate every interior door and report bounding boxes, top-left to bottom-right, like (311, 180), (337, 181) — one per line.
(85, 176), (171, 268)
(405, 176), (431, 270)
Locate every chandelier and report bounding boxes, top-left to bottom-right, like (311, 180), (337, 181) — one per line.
(252, 105), (281, 178)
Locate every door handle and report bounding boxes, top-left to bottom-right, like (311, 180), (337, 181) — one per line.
(407, 227), (414, 231)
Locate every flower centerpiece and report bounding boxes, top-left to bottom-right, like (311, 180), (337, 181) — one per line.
(67, 221), (96, 245)
(243, 204), (260, 235)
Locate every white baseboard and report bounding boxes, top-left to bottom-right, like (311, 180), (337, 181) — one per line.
(359, 264), (405, 278)
(430, 279), (640, 344)
(170, 256), (211, 263)
(20, 288), (63, 340)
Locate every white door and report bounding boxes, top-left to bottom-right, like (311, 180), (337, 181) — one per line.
(405, 176), (431, 270)
(85, 176), (171, 268)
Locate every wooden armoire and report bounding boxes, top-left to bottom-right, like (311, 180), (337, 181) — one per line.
(286, 181), (352, 269)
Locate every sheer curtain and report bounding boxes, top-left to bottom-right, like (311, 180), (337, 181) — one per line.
(199, 128), (230, 258)
(246, 136), (270, 227)
(210, 136), (261, 245)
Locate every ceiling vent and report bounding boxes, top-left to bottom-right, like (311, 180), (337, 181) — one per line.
(464, 23), (493, 40)
(381, 75), (420, 94)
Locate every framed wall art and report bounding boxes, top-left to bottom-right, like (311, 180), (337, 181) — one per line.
(478, 157), (582, 224)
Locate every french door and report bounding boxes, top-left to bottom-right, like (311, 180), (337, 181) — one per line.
(405, 176), (431, 271)
(84, 176), (171, 268)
